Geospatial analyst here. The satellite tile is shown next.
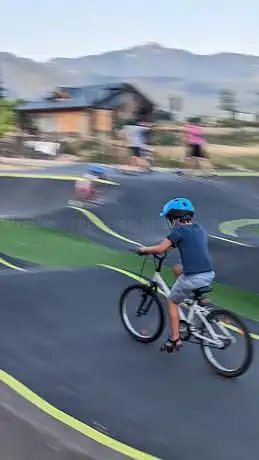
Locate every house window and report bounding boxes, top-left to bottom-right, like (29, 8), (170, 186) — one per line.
(34, 115), (57, 132)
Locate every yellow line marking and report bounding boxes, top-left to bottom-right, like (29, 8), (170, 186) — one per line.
(69, 206), (141, 246)
(0, 172), (119, 186)
(0, 259), (258, 456)
(219, 322), (258, 340)
(0, 371), (159, 460)
(221, 323), (244, 335)
(249, 331), (259, 340)
(70, 206), (253, 249)
(66, 207), (259, 339)
(208, 233), (251, 247)
(2, 254), (259, 341)
(0, 194), (255, 455)
(219, 219), (259, 238)
(0, 256), (159, 458)
(100, 264), (151, 285)
(0, 257), (26, 271)
(99, 264), (259, 341)
(1, 207), (258, 339)
(82, 177), (119, 186)
(0, 172), (83, 181)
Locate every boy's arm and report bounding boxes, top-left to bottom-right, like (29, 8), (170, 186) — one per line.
(139, 238), (173, 255)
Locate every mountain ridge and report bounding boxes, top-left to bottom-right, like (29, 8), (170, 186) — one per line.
(1, 43), (259, 116)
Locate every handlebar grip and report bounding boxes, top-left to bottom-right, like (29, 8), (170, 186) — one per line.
(136, 250), (146, 256)
(129, 248), (145, 256)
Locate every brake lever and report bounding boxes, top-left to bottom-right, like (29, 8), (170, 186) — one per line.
(154, 251), (167, 261)
(129, 248), (147, 256)
(136, 250), (146, 257)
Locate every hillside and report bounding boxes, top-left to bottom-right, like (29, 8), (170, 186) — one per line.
(1, 43), (259, 115)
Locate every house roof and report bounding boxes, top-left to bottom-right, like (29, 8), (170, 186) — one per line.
(15, 85), (113, 111)
(15, 83), (153, 112)
(16, 83), (154, 113)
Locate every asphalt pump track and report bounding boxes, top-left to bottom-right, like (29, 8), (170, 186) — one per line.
(1, 170), (259, 459)
(32, 172), (259, 293)
(1, 266), (259, 460)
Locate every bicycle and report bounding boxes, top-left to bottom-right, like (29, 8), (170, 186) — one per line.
(119, 250), (253, 378)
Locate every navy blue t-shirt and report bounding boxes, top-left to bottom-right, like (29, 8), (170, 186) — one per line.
(167, 223), (213, 275)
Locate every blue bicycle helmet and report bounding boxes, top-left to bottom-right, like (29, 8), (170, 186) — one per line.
(160, 198), (194, 221)
(87, 164), (107, 177)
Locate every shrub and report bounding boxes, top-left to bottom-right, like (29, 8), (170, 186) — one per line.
(79, 139), (99, 150)
(205, 131), (259, 146)
(60, 139), (99, 155)
(217, 118), (259, 128)
(0, 99), (15, 137)
(151, 129), (180, 146)
(154, 155), (182, 168)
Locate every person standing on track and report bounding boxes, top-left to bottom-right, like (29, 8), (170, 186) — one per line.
(141, 119), (155, 169)
(124, 120), (151, 172)
(183, 117), (214, 175)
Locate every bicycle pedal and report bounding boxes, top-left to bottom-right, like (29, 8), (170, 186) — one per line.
(160, 343), (182, 353)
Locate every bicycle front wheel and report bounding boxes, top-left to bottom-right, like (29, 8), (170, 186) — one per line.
(119, 284), (165, 343)
(200, 308), (253, 378)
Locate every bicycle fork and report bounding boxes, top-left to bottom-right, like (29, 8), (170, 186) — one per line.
(136, 293), (154, 316)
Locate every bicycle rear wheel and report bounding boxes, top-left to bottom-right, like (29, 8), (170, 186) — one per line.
(200, 308), (253, 378)
(119, 284), (165, 343)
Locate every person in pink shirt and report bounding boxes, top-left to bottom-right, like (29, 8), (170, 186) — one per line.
(183, 117), (213, 173)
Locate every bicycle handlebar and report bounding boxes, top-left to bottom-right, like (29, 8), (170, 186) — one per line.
(129, 247), (168, 274)
(153, 251), (167, 261)
(129, 248), (168, 260)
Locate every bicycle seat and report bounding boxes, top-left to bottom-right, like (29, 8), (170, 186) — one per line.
(193, 285), (213, 298)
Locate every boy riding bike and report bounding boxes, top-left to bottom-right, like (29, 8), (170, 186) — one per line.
(138, 198), (215, 353)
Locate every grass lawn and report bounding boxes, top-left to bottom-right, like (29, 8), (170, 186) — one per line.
(250, 225), (259, 235)
(0, 219), (259, 322)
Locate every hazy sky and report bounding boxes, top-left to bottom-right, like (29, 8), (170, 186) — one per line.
(2, 0), (259, 60)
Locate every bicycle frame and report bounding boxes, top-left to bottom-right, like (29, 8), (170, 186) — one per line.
(152, 270), (229, 347)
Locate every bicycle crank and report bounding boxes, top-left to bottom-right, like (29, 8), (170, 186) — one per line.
(179, 320), (191, 341)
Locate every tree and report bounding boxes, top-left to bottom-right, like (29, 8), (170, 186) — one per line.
(0, 99), (15, 137)
(153, 109), (172, 121)
(219, 90), (237, 119)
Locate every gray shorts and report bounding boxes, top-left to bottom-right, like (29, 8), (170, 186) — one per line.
(168, 271), (215, 303)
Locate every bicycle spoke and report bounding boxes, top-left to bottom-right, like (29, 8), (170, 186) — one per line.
(200, 309), (253, 377)
(120, 285), (164, 342)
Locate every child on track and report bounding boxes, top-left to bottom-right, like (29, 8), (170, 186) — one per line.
(138, 197), (215, 352)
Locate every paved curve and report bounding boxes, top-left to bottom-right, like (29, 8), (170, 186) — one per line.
(90, 172), (259, 246)
(0, 176), (74, 218)
(1, 266), (259, 460)
(1, 170), (259, 459)
(0, 252), (38, 271)
(32, 172), (259, 292)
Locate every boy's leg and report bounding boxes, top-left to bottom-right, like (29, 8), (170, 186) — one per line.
(167, 299), (181, 342)
(130, 147), (148, 171)
(172, 263), (183, 279)
(138, 148), (151, 171)
(129, 148), (138, 167)
(164, 275), (185, 352)
(197, 146), (215, 176)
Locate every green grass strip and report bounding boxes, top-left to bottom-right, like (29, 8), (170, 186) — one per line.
(0, 220), (258, 322)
